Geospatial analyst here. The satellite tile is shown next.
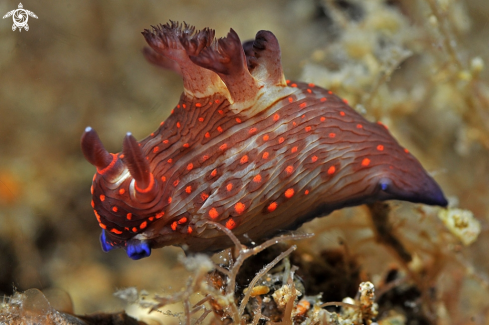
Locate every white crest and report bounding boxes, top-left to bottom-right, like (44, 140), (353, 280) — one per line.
(2, 2), (38, 32)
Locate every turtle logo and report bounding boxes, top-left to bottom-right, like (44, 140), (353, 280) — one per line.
(3, 3), (38, 32)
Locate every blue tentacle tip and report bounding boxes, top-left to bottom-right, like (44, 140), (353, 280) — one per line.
(126, 240), (151, 260)
(100, 230), (117, 252)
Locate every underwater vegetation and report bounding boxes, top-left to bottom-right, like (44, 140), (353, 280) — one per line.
(1, 0), (489, 324)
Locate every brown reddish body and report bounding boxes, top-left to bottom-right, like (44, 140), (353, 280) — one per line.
(81, 22), (447, 259)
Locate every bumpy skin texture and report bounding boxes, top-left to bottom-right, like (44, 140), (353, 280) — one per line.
(81, 22), (447, 259)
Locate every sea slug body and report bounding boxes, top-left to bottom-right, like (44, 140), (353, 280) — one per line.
(81, 21), (447, 259)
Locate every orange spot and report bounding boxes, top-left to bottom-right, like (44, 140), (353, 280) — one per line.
(312, 156), (318, 162)
(293, 122), (297, 126)
(160, 121), (164, 126)
(253, 174), (262, 183)
(236, 118), (242, 123)
(94, 210), (101, 222)
(198, 117), (204, 122)
(217, 126), (223, 132)
(218, 110), (224, 115)
(202, 155), (209, 161)
(100, 195), (105, 202)
(127, 213), (132, 220)
(151, 133), (154, 137)
(156, 212), (164, 219)
(235, 202), (245, 214)
(240, 155), (249, 164)
(291, 146), (298, 153)
(404, 148), (409, 153)
(377, 145), (384, 151)
(215, 99), (220, 104)
(182, 104), (186, 109)
(171, 221), (177, 231)
(119, 188), (125, 195)
(177, 122), (181, 128)
(119, 154), (125, 159)
(285, 188), (294, 198)
(187, 163), (193, 170)
(267, 202), (277, 212)
(288, 97), (293, 103)
(226, 218), (236, 230)
(219, 143), (227, 150)
(302, 115), (305, 118)
(209, 208), (219, 219)
(320, 97), (326, 102)
(286, 79), (290, 84)
(357, 124), (363, 129)
(187, 226), (193, 234)
(211, 169), (217, 177)
(305, 190), (310, 195)
(249, 127), (257, 134)
(132, 227), (137, 232)
(291, 83), (297, 87)
(183, 143), (189, 148)
(173, 179), (179, 186)
(112, 206), (118, 212)
(205, 132), (210, 138)
(163, 139), (169, 144)
(307, 89), (312, 93)
(273, 114), (280, 121)
(168, 158), (172, 163)
(279, 137), (284, 144)
(110, 228), (122, 234)
(262, 152), (269, 159)
(90, 185), (94, 194)
(99, 223), (106, 229)
(362, 158), (371, 167)
(340, 111), (345, 116)
(328, 166), (336, 175)
(91, 200), (94, 208)
(263, 134), (269, 141)
(308, 83), (315, 87)
(285, 166), (294, 174)
(161, 176), (166, 182)
(328, 90), (333, 94)
(168, 197), (172, 203)
(177, 105), (180, 108)
(305, 126), (312, 132)
(201, 193), (209, 201)
(329, 133), (336, 138)
(149, 216), (154, 221)
(342, 99), (348, 104)
(299, 102), (307, 109)
(185, 186), (192, 194)
(226, 183), (233, 191)
(320, 117), (326, 122)
(195, 103), (202, 107)
(139, 221), (147, 229)
(153, 146), (159, 153)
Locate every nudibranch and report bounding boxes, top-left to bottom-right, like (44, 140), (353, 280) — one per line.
(81, 22), (447, 260)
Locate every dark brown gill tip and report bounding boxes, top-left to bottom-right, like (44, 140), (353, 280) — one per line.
(122, 132), (152, 191)
(81, 127), (114, 171)
(179, 27), (216, 57)
(248, 30), (286, 86)
(189, 28), (244, 75)
(189, 28), (259, 104)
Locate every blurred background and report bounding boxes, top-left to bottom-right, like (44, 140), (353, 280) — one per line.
(1, 0), (488, 323)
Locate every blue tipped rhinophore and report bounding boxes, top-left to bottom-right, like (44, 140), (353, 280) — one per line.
(379, 178), (391, 191)
(100, 230), (117, 252)
(126, 240), (151, 260)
